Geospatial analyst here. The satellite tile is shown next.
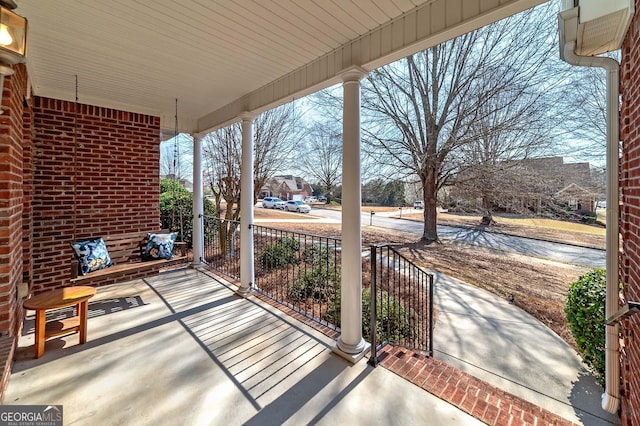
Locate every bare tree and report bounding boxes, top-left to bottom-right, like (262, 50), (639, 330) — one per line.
(450, 74), (558, 222)
(299, 123), (342, 203)
(203, 126), (242, 222)
(203, 102), (302, 218)
(556, 52), (620, 163)
(253, 103), (303, 203)
(361, 3), (560, 241)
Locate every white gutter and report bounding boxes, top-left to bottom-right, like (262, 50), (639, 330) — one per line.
(559, 8), (621, 414)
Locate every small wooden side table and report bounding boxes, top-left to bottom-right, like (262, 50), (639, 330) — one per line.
(23, 286), (96, 358)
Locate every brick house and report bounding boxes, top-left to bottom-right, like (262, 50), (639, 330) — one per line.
(260, 175), (313, 201)
(1, 1), (640, 424)
(445, 156), (598, 213)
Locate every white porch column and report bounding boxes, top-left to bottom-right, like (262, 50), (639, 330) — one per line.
(192, 133), (204, 267)
(334, 66), (370, 363)
(237, 113), (255, 297)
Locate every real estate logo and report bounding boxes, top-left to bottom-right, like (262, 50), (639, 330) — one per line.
(0, 405), (62, 426)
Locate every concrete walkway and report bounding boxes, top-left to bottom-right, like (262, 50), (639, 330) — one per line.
(431, 271), (619, 425)
(8, 268), (482, 426)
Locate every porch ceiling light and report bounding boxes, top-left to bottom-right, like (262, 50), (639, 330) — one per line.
(0, 0), (26, 76)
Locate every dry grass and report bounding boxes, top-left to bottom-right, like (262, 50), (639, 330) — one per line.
(392, 211), (605, 250)
(297, 204), (606, 247)
(256, 220), (586, 349)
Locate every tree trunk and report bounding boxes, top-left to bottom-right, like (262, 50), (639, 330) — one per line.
(421, 171), (438, 242)
(481, 196), (493, 225)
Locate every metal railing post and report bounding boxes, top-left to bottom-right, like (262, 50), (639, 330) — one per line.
(369, 244), (378, 367)
(428, 273), (434, 357)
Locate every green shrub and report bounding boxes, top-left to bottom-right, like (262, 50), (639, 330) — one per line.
(326, 288), (417, 344)
(277, 236), (300, 252)
(289, 263), (340, 302)
(160, 178), (215, 247)
(362, 288), (417, 344)
(577, 209), (597, 224)
(259, 244), (289, 269)
(259, 237), (300, 270)
(302, 244), (333, 266)
(565, 268), (607, 385)
(289, 245), (339, 301)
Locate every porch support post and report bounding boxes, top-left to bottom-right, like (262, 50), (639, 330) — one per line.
(192, 133), (204, 267)
(237, 113), (255, 297)
(334, 66), (370, 363)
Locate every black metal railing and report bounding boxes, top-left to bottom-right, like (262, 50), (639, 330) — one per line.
(201, 219), (433, 351)
(252, 224), (341, 331)
(202, 216), (241, 280)
(369, 244), (434, 366)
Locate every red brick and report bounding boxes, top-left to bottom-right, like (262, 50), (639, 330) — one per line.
(482, 405), (500, 425)
(31, 96), (161, 293)
(496, 411), (512, 426)
(508, 418), (525, 426)
(451, 388), (466, 406)
(472, 398), (488, 418)
(460, 393), (476, 414)
(621, 3), (640, 424)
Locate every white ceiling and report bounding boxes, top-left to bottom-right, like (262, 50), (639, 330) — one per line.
(17, 0), (547, 133)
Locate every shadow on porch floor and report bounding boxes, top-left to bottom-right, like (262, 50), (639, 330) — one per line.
(8, 268), (481, 425)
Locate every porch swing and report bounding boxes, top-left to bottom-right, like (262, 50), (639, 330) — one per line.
(69, 86), (187, 284)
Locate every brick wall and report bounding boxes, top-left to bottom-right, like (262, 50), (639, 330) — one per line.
(620, 1), (640, 423)
(0, 64), (28, 337)
(0, 63), (29, 400)
(22, 93), (33, 298)
(31, 97), (161, 293)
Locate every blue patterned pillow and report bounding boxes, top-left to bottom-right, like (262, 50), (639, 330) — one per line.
(70, 237), (113, 275)
(143, 233), (177, 260)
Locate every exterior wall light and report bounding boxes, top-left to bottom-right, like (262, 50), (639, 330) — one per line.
(0, 0), (26, 99)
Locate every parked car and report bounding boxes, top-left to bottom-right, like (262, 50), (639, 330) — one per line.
(284, 200), (311, 213)
(262, 197), (285, 209)
(304, 196), (317, 203)
(413, 200), (424, 209)
(317, 196), (327, 202)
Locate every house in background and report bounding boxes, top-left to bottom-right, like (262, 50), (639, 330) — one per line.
(519, 157), (598, 212)
(446, 156), (600, 213)
(554, 183), (596, 212)
(260, 175), (313, 201)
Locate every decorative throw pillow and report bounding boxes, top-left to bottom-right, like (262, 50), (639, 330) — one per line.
(143, 233), (177, 261)
(70, 237), (113, 275)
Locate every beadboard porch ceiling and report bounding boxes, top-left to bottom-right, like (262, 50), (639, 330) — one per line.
(17, 0), (547, 134)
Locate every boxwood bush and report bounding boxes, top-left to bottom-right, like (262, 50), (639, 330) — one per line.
(565, 268), (607, 385)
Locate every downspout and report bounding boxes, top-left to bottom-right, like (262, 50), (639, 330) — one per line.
(559, 9), (621, 413)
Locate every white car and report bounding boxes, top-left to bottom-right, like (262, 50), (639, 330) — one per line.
(413, 200), (424, 209)
(262, 197), (285, 209)
(284, 200), (311, 213)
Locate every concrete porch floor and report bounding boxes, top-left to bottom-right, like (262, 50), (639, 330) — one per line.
(7, 268), (483, 425)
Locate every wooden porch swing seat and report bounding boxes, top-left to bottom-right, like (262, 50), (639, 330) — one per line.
(70, 231), (187, 284)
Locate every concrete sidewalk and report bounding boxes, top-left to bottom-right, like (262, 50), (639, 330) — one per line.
(430, 271), (619, 425)
(7, 268), (483, 426)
